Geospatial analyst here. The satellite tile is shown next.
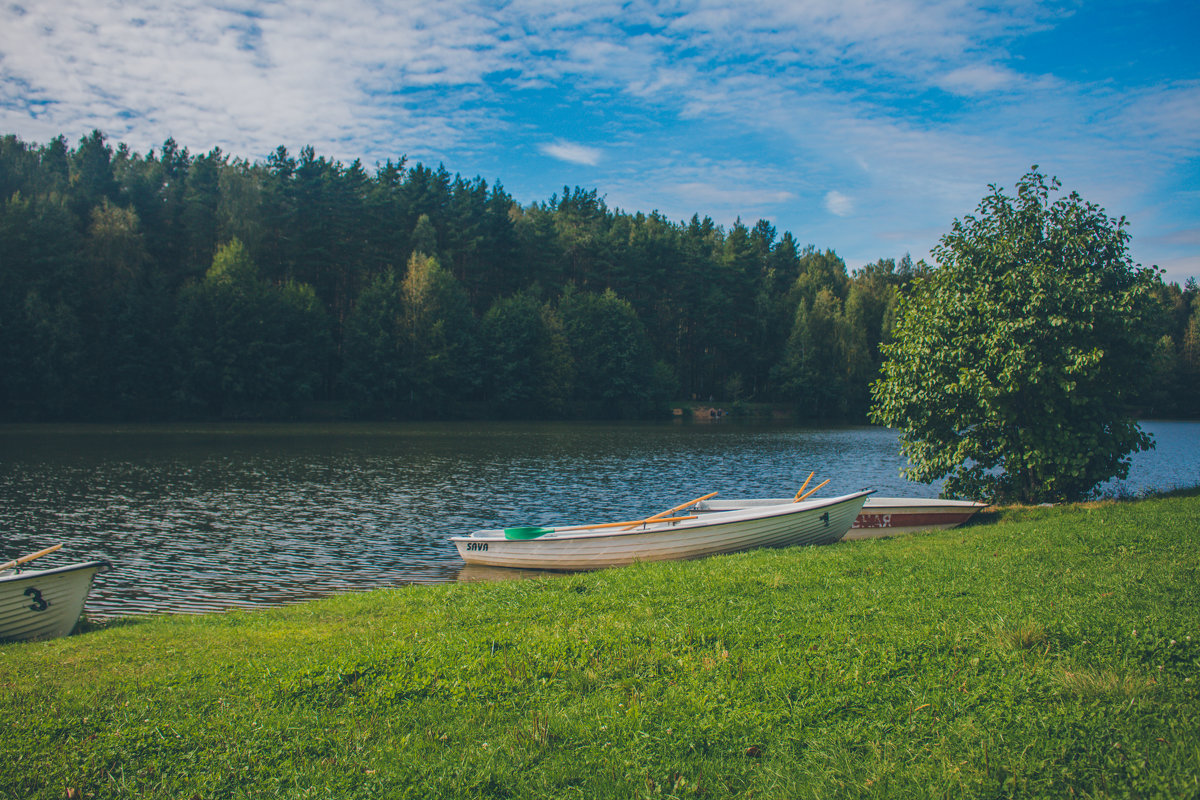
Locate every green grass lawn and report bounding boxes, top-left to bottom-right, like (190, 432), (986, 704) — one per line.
(2, 492), (1198, 799)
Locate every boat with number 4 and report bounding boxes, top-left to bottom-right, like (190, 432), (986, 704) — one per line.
(1, 545), (111, 643)
(451, 490), (873, 570)
(694, 496), (987, 539)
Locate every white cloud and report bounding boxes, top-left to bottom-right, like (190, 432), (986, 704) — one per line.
(0, 0), (1062, 162)
(1107, 81), (1200, 159)
(0, 1), (1104, 169)
(935, 64), (1023, 95)
(0, 0), (1194, 282)
(596, 154), (803, 228)
(824, 190), (855, 217)
(0, 0), (508, 160)
(540, 140), (602, 166)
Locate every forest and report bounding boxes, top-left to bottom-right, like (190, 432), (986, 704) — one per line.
(2, 131), (1198, 421)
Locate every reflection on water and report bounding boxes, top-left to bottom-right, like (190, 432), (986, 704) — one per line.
(1, 420), (1195, 617)
(455, 564), (561, 583)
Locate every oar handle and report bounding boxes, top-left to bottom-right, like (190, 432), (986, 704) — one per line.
(793, 471), (815, 501)
(623, 491), (718, 530)
(795, 479), (830, 502)
(0, 543), (63, 572)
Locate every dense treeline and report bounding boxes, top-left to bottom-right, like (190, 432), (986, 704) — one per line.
(2, 131), (1198, 421)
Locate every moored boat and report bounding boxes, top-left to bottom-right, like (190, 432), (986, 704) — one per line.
(695, 496), (987, 539)
(451, 490), (873, 570)
(1, 557), (111, 643)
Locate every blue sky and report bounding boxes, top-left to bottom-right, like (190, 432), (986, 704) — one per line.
(2, 0), (1197, 283)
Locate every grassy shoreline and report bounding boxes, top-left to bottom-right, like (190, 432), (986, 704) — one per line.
(3, 492), (1198, 799)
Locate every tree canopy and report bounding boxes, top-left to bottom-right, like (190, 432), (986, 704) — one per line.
(1, 133), (1196, 422)
(870, 168), (1162, 503)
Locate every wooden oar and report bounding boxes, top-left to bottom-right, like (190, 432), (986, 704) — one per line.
(792, 472), (815, 502)
(0, 543), (63, 573)
(561, 515), (697, 532)
(505, 516), (698, 540)
(622, 491), (718, 530)
(505, 494), (718, 540)
(795, 479), (830, 502)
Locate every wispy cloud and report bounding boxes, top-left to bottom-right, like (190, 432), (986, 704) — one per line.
(934, 64), (1024, 95)
(540, 140), (602, 166)
(0, 0), (1061, 160)
(824, 191), (855, 217)
(0, 0), (509, 159)
(0, 0), (1194, 282)
(594, 153), (802, 229)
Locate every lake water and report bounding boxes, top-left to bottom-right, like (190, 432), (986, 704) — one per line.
(2, 420), (1197, 617)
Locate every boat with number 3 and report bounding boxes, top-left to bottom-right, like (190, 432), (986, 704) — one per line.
(1, 547), (111, 643)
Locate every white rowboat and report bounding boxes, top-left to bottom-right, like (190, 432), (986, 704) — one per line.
(451, 490), (873, 570)
(0, 560), (111, 643)
(695, 496), (986, 539)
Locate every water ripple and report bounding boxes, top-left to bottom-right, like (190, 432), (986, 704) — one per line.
(1, 421), (1195, 617)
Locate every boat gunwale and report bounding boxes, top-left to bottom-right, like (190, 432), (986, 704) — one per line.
(452, 490), (874, 543)
(699, 496), (987, 512)
(0, 560), (112, 584)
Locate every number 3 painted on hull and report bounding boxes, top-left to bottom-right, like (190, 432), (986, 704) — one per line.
(24, 587), (49, 612)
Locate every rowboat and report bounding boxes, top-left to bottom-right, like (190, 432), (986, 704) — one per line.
(1, 549), (111, 643)
(451, 490), (873, 570)
(694, 496), (987, 539)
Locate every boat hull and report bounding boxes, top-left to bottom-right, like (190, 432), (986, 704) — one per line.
(451, 491), (871, 570)
(846, 498), (986, 539)
(0, 561), (110, 643)
(696, 497), (986, 539)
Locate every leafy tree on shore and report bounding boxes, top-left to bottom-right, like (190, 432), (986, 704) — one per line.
(342, 253), (477, 417)
(870, 169), (1160, 503)
(774, 289), (871, 418)
(1181, 305), (1200, 417)
(558, 287), (653, 416)
(480, 291), (574, 417)
(176, 239), (331, 416)
(340, 269), (408, 413)
(0, 190), (84, 417)
(399, 252), (479, 415)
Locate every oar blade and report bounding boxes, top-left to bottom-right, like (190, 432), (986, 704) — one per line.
(504, 526), (553, 540)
